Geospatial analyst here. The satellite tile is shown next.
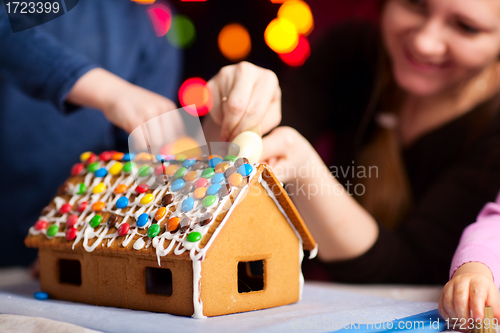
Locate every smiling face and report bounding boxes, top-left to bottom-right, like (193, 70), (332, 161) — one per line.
(382, 0), (500, 96)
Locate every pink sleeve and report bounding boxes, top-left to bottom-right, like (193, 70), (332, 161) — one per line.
(450, 197), (500, 289)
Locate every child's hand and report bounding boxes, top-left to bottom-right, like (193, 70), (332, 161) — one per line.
(439, 262), (500, 327)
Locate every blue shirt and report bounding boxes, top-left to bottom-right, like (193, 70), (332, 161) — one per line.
(0, 0), (182, 266)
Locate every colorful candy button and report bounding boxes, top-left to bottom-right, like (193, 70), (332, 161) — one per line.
(47, 224), (59, 237)
(112, 152), (124, 160)
(141, 193), (154, 205)
(202, 195), (217, 208)
(95, 168), (107, 178)
(80, 151), (93, 163)
(109, 162), (123, 175)
(34, 291), (49, 300)
(115, 196), (129, 209)
(215, 162), (229, 173)
(209, 157), (223, 168)
(76, 183), (87, 195)
(65, 227), (78, 241)
(181, 197), (194, 212)
(34, 220), (47, 230)
(181, 183), (194, 195)
(66, 215), (78, 228)
(156, 154), (167, 161)
(192, 161), (206, 170)
(201, 168), (215, 179)
(92, 201), (105, 211)
(136, 183), (149, 194)
(174, 167), (188, 179)
(93, 183), (106, 194)
(77, 201), (88, 213)
(114, 184), (127, 194)
(234, 157), (249, 168)
(86, 154), (98, 165)
(171, 179), (185, 192)
(107, 214), (119, 227)
(167, 217), (180, 232)
(193, 187), (207, 200)
(99, 151), (112, 161)
(154, 207), (167, 221)
(207, 184), (221, 196)
(162, 194), (174, 206)
(184, 170), (198, 182)
(211, 173), (224, 184)
(117, 223), (130, 236)
(194, 178), (208, 188)
(179, 217), (192, 233)
(224, 166), (237, 178)
(136, 213), (149, 228)
(219, 183), (232, 197)
(86, 162), (99, 173)
(224, 155), (238, 162)
(165, 164), (178, 176)
(156, 175), (169, 186)
(123, 153), (135, 161)
(199, 212), (213, 226)
(182, 159), (196, 168)
(89, 215), (102, 228)
(123, 161), (135, 173)
(155, 164), (166, 175)
(209, 154), (222, 160)
(148, 224), (161, 238)
(228, 173), (243, 187)
(237, 164), (253, 177)
(138, 165), (152, 177)
(187, 232), (202, 242)
(71, 163), (85, 176)
(59, 203), (72, 214)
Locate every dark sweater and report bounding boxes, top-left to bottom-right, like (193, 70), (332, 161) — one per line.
(281, 21), (500, 284)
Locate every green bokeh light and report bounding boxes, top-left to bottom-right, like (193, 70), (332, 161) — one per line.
(167, 15), (196, 49)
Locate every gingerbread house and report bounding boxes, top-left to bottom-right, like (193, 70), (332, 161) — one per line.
(25, 151), (317, 318)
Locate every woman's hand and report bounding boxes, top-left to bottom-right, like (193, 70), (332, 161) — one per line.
(207, 61), (282, 142)
(439, 262), (500, 328)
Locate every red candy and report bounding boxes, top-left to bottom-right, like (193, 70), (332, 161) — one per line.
(77, 201), (88, 213)
(67, 214), (78, 228)
(86, 154), (98, 165)
(65, 227), (78, 241)
(117, 223), (130, 236)
(136, 183), (149, 194)
(71, 163), (85, 176)
(194, 178), (208, 188)
(34, 220), (47, 230)
(99, 151), (113, 161)
(155, 165), (166, 175)
(59, 203), (72, 214)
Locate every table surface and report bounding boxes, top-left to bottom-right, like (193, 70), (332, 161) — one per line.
(0, 267), (445, 333)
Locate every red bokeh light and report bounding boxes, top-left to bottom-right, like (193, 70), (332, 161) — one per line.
(279, 35), (310, 67)
(147, 4), (172, 37)
(179, 78), (213, 117)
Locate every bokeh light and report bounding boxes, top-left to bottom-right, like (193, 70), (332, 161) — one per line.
(264, 18), (298, 54)
(167, 15), (196, 49)
(179, 78), (213, 117)
(277, 0), (314, 36)
(218, 23), (252, 62)
(132, 0), (156, 4)
(146, 4), (172, 37)
(160, 137), (202, 159)
(279, 35), (310, 67)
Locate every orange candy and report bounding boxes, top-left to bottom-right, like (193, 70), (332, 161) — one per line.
(114, 184), (127, 194)
(184, 171), (198, 182)
(193, 187), (207, 200)
(154, 207), (167, 221)
(228, 173), (243, 187)
(92, 201), (106, 211)
(215, 162), (229, 173)
(208, 154), (222, 160)
(167, 217), (180, 232)
(165, 165), (178, 176)
(112, 152), (125, 160)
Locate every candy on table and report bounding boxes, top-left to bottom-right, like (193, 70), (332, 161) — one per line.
(47, 225), (59, 237)
(114, 184), (128, 194)
(147, 224), (161, 238)
(167, 217), (180, 232)
(59, 203), (72, 214)
(89, 215), (102, 228)
(94, 167), (107, 178)
(34, 220), (47, 230)
(194, 178), (208, 188)
(77, 201), (88, 212)
(136, 183), (149, 194)
(107, 214), (119, 227)
(109, 162), (123, 175)
(141, 193), (154, 205)
(171, 179), (185, 192)
(187, 231), (202, 242)
(67, 214), (78, 228)
(182, 197), (194, 212)
(92, 201), (105, 212)
(116, 196), (129, 209)
(117, 223), (130, 236)
(154, 207), (167, 221)
(34, 291), (49, 300)
(136, 213), (149, 228)
(71, 163), (85, 176)
(76, 183), (87, 195)
(66, 227), (78, 241)
(92, 183), (106, 194)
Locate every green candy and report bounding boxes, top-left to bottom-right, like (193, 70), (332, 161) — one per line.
(138, 165), (152, 177)
(47, 225), (59, 237)
(123, 161), (135, 173)
(224, 155), (238, 162)
(174, 167), (187, 179)
(86, 162), (99, 172)
(187, 232), (202, 242)
(76, 183), (87, 195)
(147, 224), (161, 238)
(202, 195), (216, 208)
(89, 215), (102, 228)
(201, 168), (215, 179)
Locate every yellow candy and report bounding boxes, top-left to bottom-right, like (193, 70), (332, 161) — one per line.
(80, 151), (92, 162)
(184, 171), (198, 182)
(141, 193), (154, 205)
(165, 165), (178, 176)
(93, 183), (107, 194)
(193, 187), (207, 200)
(109, 162), (123, 175)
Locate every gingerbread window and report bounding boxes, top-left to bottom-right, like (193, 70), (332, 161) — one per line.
(238, 260), (264, 293)
(58, 259), (82, 286)
(145, 267), (173, 296)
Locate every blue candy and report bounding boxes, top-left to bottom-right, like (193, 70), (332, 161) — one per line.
(123, 153), (135, 161)
(237, 164), (253, 177)
(156, 154), (166, 162)
(209, 157), (223, 168)
(94, 167), (107, 178)
(182, 159), (196, 168)
(207, 183), (221, 196)
(136, 213), (149, 228)
(211, 173), (224, 184)
(115, 196), (129, 209)
(181, 197), (194, 212)
(34, 291), (49, 300)
(171, 179), (185, 192)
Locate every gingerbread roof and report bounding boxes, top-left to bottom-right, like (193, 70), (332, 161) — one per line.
(25, 152), (317, 263)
